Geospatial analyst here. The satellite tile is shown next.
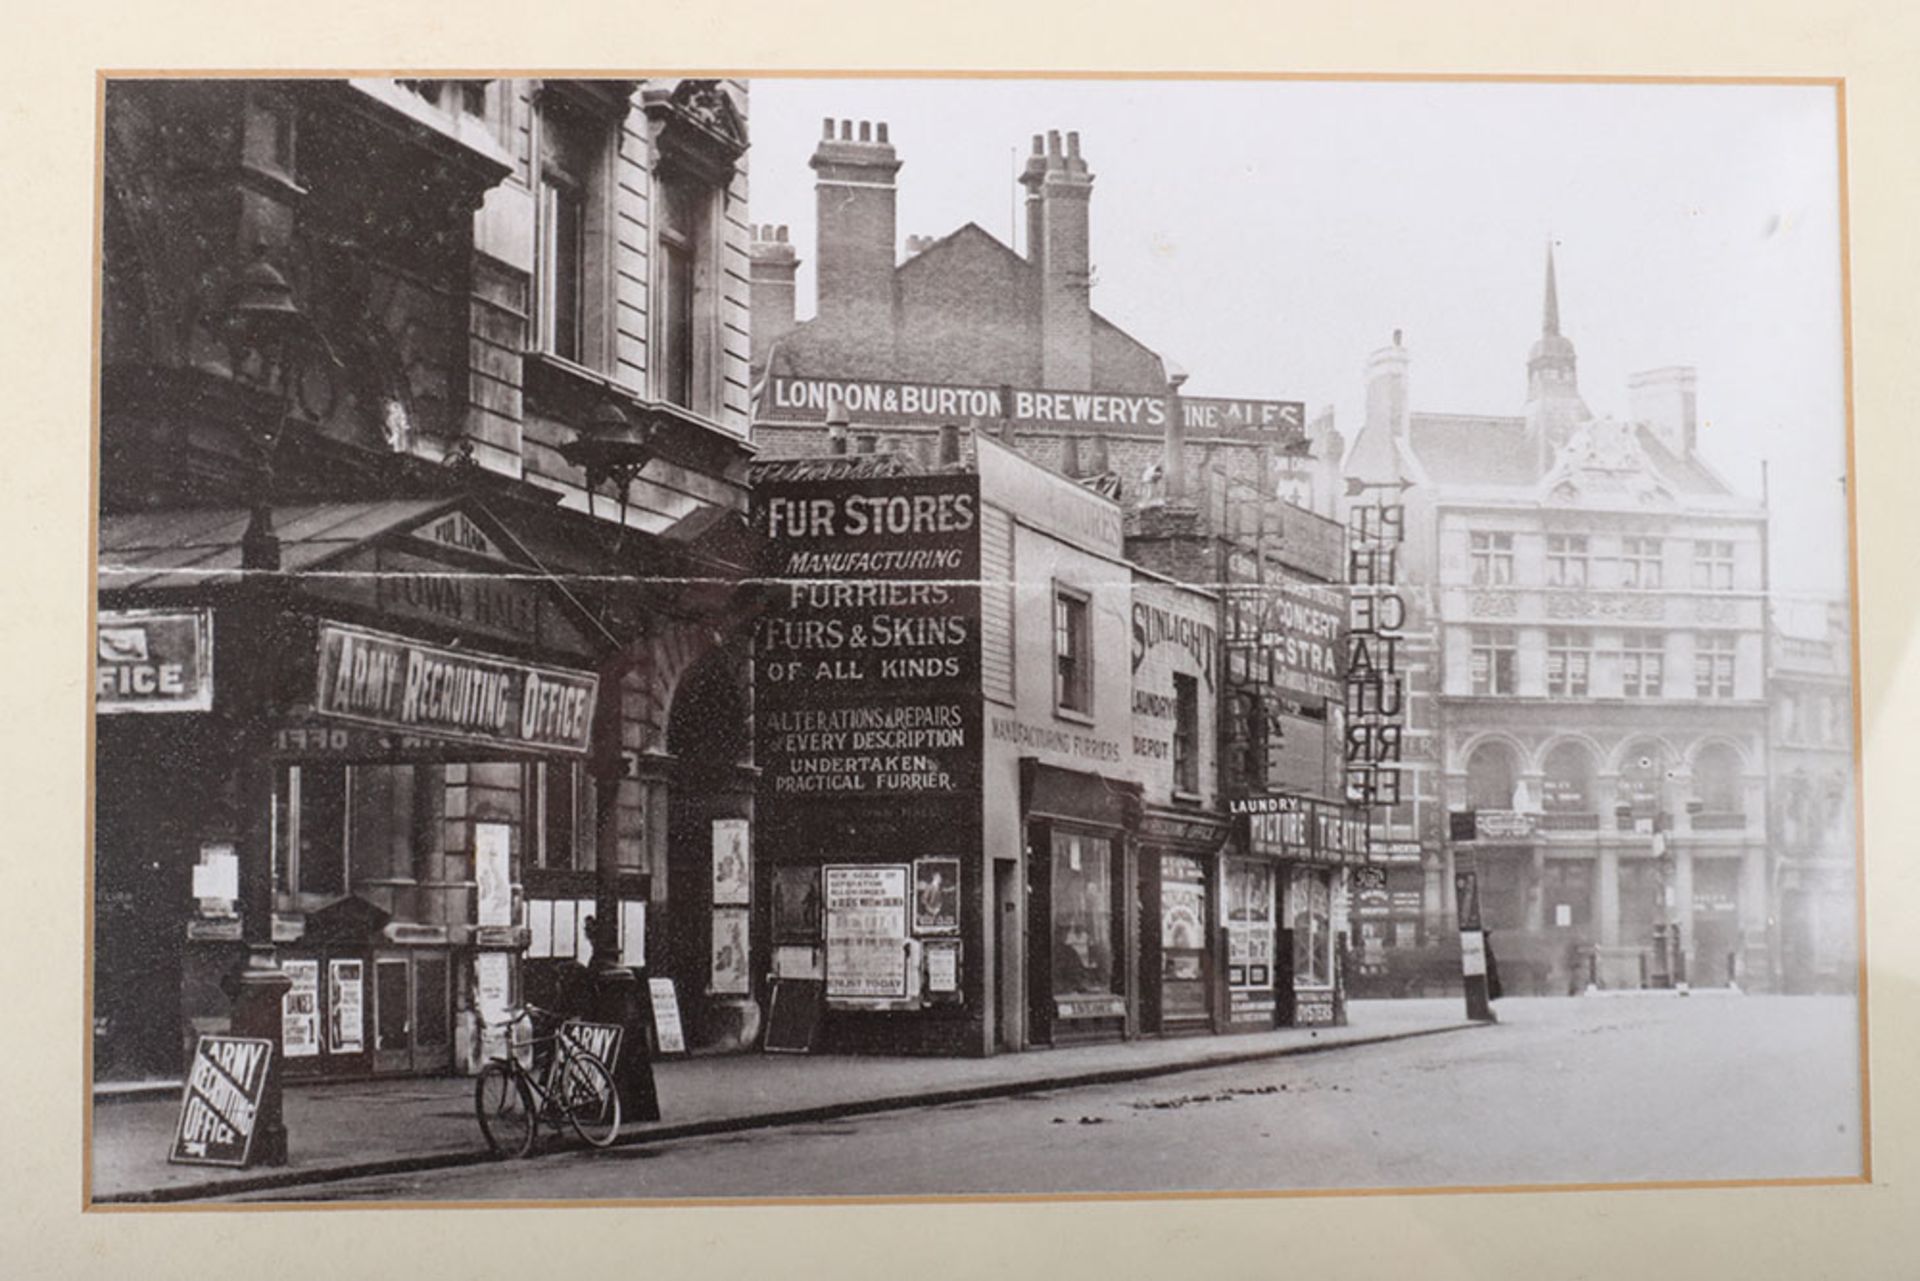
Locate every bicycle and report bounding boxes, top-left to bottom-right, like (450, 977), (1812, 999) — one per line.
(474, 1004), (623, 1157)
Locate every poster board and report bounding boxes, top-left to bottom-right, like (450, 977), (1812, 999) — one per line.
(712, 817), (751, 906)
(328, 958), (364, 1054)
(168, 1036), (274, 1168)
(823, 864), (910, 1003)
(763, 979), (825, 1054)
(710, 906), (751, 995)
(913, 857), (961, 934)
(647, 977), (686, 1056)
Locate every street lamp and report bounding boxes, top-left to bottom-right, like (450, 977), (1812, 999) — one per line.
(210, 249), (335, 1167)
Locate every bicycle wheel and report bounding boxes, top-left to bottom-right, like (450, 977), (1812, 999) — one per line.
(557, 1052), (622, 1148)
(474, 1061), (537, 1158)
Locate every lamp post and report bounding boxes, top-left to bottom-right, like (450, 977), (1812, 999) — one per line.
(558, 402), (663, 1121)
(213, 251), (332, 1167)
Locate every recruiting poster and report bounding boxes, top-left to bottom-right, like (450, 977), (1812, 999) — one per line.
(280, 959), (320, 1058)
(772, 864), (822, 942)
(475, 821), (512, 927)
(474, 951), (511, 1064)
(168, 1035), (273, 1167)
(924, 939), (960, 994)
(824, 864), (909, 1001)
(710, 906), (751, 995)
(712, 818), (751, 906)
(328, 958), (364, 1054)
(913, 857), (961, 933)
(1160, 855), (1206, 951)
(648, 978), (687, 1055)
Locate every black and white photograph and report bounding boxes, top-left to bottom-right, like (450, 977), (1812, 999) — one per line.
(87, 71), (1863, 1209)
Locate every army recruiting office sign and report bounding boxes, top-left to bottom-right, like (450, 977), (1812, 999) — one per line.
(169, 1035), (274, 1167)
(97, 608), (213, 713)
(313, 621), (598, 755)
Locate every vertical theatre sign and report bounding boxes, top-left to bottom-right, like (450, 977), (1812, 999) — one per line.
(1345, 499), (1406, 808)
(755, 474), (983, 799)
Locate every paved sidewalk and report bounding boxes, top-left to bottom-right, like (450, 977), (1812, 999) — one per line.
(90, 998), (1477, 1203)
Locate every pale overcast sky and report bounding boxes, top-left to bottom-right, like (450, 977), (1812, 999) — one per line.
(746, 78), (1850, 601)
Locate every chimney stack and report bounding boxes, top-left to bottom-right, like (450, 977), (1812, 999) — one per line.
(1019, 128), (1095, 390)
(1629, 366), (1698, 457)
(812, 117), (902, 342)
(827, 400), (850, 455)
(937, 422), (962, 467)
(749, 223), (800, 361)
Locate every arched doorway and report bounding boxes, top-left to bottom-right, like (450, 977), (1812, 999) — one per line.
(663, 643), (754, 1049)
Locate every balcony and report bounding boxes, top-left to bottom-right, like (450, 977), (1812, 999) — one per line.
(1539, 811), (1601, 832)
(1690, 811), (1748, 833)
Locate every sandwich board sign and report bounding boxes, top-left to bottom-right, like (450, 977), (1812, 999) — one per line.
(169, 1035), (274, 1167)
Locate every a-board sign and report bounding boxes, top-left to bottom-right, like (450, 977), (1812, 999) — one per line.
(764, 979), (826, 1054)
(648, 977), (686, 1056)
(559, 1020), (624, 1072)
(169, 1035), (274, 1168)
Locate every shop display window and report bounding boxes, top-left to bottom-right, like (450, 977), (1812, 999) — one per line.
(1290, 866), (1333, 988)
(1051, 831), (1115, 997)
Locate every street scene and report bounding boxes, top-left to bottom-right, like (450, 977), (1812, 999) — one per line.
(201, 995), (1856, 1203)
(90, 75), (1859, 1204)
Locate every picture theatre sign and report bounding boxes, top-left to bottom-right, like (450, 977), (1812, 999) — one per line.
(755, 475), (983, 798)
(760, 374), (1306, 440)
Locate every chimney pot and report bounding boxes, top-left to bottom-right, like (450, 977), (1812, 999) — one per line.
(938, 422), (961, 466)
(777, 224), (788, 242)
(859, 120), (871, 142)
(1048, 129), (1062, 157)
(822, 117), (834, 139)
(1067, 131), (1081, 158)
(840, 119), (852, 140)
(1032, 134), (1044, 155)
(877, 122), (889, 143)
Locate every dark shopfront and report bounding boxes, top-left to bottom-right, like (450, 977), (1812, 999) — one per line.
(1239, 795), (1371, 1028)
(94, 498), (648, 1084)
(1138, 810), (1230, 1036)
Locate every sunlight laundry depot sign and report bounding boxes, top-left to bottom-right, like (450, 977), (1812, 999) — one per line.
(97, 608), (213, 713)
(313, 622), (598, 755)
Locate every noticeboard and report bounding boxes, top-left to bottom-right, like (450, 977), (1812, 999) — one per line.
(823, 864), (910, 1002)
(169, 1036), (274, 1167)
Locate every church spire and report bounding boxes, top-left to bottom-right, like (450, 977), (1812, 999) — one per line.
(1542, 241), (1561, 337)
(1526, 241), (1587, 450)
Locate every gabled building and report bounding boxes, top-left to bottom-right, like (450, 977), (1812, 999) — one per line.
(1345, 249), (1773, 995)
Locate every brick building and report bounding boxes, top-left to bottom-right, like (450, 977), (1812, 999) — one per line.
(746, 118), (1367, 1048)
(1344, 250), (1775, 995)
(94, 77), (761, 1089)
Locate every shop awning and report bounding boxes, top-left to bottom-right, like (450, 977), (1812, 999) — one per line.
(98, 500), (458, 593)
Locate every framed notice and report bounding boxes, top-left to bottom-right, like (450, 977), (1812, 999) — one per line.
(710, 906), (751, 995)
(280, 959), (320, 1058)
(913, 857), (961, 933)
(328, 958), (364, 1054)
(824, 864), (909, 1002)
(924, 938), (961, 994)
(97, 608), (213, 714)
(712, 818), (751, 906)
(773, 864), (822, 942)
(169, 1036), (273, 1167)
(474, 821), (512, 927)
(648, 977), (686, 1056)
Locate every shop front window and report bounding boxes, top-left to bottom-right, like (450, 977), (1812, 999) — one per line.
(1051, 831), (1114, 997)
(1289, 866), (1332, 988)
(1227, 859), (1276, 990)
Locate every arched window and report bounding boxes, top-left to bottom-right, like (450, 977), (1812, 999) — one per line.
(1693, 743), (1743, 815)
(1466, 741), (1520, 812)
(1616, 740), (1670, 820)
(1541, 742), (1597, 814)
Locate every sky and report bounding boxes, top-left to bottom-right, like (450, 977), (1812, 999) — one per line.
(745, 78), (1850, 603)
